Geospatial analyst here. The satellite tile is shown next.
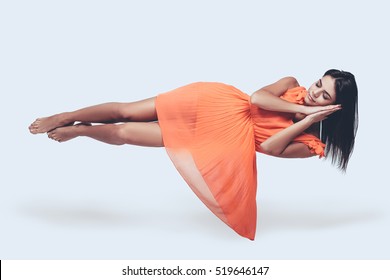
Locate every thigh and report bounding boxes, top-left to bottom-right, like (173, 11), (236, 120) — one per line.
(119, 97), (158, 122)
(118, 122), (164, 147)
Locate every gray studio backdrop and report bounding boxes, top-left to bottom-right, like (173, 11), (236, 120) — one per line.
(1, 0), (389, 259)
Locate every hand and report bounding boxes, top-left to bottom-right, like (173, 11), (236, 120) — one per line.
(305, 105), (342, 123)
(301, 104), (341, 116)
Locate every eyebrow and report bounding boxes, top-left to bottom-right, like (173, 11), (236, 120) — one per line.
(319, 79), (332, 99)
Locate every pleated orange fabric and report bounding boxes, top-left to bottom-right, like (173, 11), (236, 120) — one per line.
(155, 82), (325, 240)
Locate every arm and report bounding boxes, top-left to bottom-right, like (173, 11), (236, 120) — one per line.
(259, 117), (314, 157)
(250, 76), (306, 114)
(259, 106), (341, 158)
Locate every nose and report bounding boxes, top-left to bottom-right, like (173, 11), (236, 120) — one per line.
(312, 90), (320, 98)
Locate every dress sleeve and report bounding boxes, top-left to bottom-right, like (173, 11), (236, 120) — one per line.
(280, 86), (307, 104)
(294, 135), (326, 158)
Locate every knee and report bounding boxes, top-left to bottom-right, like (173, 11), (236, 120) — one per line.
(117, 103), (134, 120)
(115, 124), (133, 145)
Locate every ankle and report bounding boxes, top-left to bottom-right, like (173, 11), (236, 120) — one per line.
(74, 123), (90, 136)
(59, 112), (73, 125)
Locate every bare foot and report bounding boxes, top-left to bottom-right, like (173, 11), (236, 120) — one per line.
(47, 122), (91, 143)
(29, 114), (72, 134)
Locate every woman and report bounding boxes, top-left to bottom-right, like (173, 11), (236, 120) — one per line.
(29, 69), (358, 240)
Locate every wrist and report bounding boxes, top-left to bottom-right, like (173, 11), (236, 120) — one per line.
(298, 104), (308, 115)
(302, 114), (315, 126)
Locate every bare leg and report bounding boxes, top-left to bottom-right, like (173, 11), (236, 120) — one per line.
(29, 97), (158, 134)
(47, 122), (164, 147)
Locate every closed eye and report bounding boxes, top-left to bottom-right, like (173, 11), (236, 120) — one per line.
(316, 79), (331, 100)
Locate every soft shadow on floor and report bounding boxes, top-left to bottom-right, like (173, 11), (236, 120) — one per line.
(257, 200), (383, 234)
(18, 200), (239, 242)
(18, 199), (383, 239)
(18, 201), (221, 232)
(20, 203), (139, 227)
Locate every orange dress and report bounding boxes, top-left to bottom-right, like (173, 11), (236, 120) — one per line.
(155, 82), (325, 240)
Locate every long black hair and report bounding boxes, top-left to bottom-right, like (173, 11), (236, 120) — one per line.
(321, 69), (358, 172)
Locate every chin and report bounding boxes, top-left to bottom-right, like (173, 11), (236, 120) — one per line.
(303, 98), (312, 106)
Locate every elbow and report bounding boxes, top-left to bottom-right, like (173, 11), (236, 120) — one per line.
(250, 91), (267, 107)
(250, 93), (259, 105)
(259, 143), (281, 156)
(250, 90), (273, 109)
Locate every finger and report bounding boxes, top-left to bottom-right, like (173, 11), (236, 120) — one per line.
(326, 105), (341, 110)
(325, 108), (340, 116)
(325, 106), (342, 113)
(320, 105), (341, 113)
(319, 110), (335, 116)
(319, 109), (335, 117)
(326, 108), (340, 113)
(332, 107), (342, 112)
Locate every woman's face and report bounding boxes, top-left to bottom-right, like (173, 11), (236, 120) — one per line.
(305, 75), (337, 106)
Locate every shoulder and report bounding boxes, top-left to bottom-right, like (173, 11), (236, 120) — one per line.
(251, 76), (302, 100)
(279, 76), (300, 88)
